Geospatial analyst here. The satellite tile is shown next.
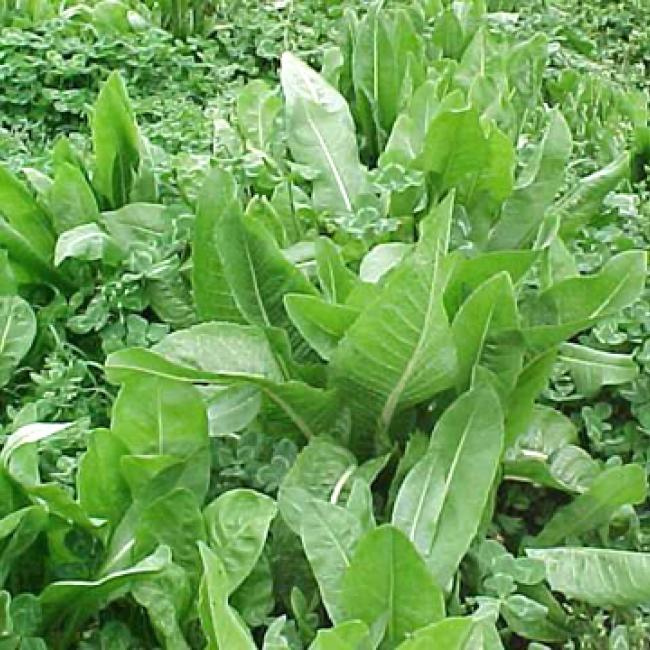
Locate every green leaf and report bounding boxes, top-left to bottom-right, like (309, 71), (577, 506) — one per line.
(331, 196), (457, 448)
(309, 620), (372, 650)
(532, 464), (647, 546)
(315, 238), (359, 304)
(54, 223), (124, 266)
(193, 168), (245, 323)
(558, 343), (637, 397)
(279, 439), (359, 535)
(233, 555), (275, 628)
(488, 110), (572, 250)
(132, 562), (191, 650)
(40, 546), (170, 630)
(425, 385), (504, 586)
(100, 203), (168, 249)
(0, 165), (54, 260)
(0, 505), (48, 587)
(152, 322), (284, 382)
(285, 294), (359, 360)
(281, 52), (367, 214)
(48, 162), (100, 234)
(111, 376), (208, 457)
(237, 80), (282, 151)
(395, 617), (474, 649)
(341, 525), (444, 648)
(359, 243), (412, 284)
(134, 488), (206, 572)
(451, 272), (518, 391)
(91, 71), (141, 208)
(215, 194), (317, 343)
(0, 297), (36, 388)
(198, 542), (257, 650)
(300, 500), (363, 624)
(444, 251), (538, 318)
(504, 350), (557, 448)
(207, 385), (262, 435)
(558, 152), (630, 236)
(523, 251), (647, 349)
(527, 547), (650, 608)
(77, 428), (129, 528)
(203, 489), (277, 594)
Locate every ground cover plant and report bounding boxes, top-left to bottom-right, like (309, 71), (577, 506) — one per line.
(1, 0), (649, 648)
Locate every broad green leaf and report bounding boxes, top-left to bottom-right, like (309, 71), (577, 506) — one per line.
(233, 555), (275, 628)
(425, 385), (504, 587)
(198, 542), (257, 650)
(532, 464), (647, 546)
(527, 547), (650, 608)
(309, 620), (372, 650)
(100, 203), (168, 249)
(0, 166), (54, 259)
(341, 525), (444, 648)
(315, 238), (359, 304)
(488, 110), (572, 250)
(54, 223), (124, 266)
(281, 52), (367, 214)
(414, 108), (513, 210)
(48, 162), (100, 233)
(395, 618), (474, 649)
(216, 197), (317, 343)
(111, 376), (208, 457)
(203, 489), (277, 594)
(193, 168), (244, 323)
(1, 423), (70, 470)
(503, 406), (587, 492)
(285, 294), (359, 360)
(331, 196), (457, 448)
(237, 80), (282, 150)
(504, 350), (557, 448)
(207, 385), (262, 435)
(359, 243), (412, 284)
(132, 562), (191, 650)
(451, 272), (518, 391)
(558, 343), (637, 397)
(77, 428), (130, 528)
(279, 439), (358, 535)
(257, 380), (342, 441)
(392, 450), (444, 559)
(558, 153), (630, 236)
(523, 251), (647, 349)
(0, 209), (70, 290)
(40, 546), (170, 629)
(152, 322), (284, 382)
(134, 488), (206, 572)
(91, 71), (141, 208)
(301, 500), (363, 624)
(0, 505), (48, 587)
(444, 251), (538, 318)
(0, 296), (36, 388)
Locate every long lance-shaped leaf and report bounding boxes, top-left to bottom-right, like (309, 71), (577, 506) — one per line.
(281, 52), (368, 215)
(527, 547), (650, 608)
(193, 168), (245, 323)
(393, 385), (504, 587)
